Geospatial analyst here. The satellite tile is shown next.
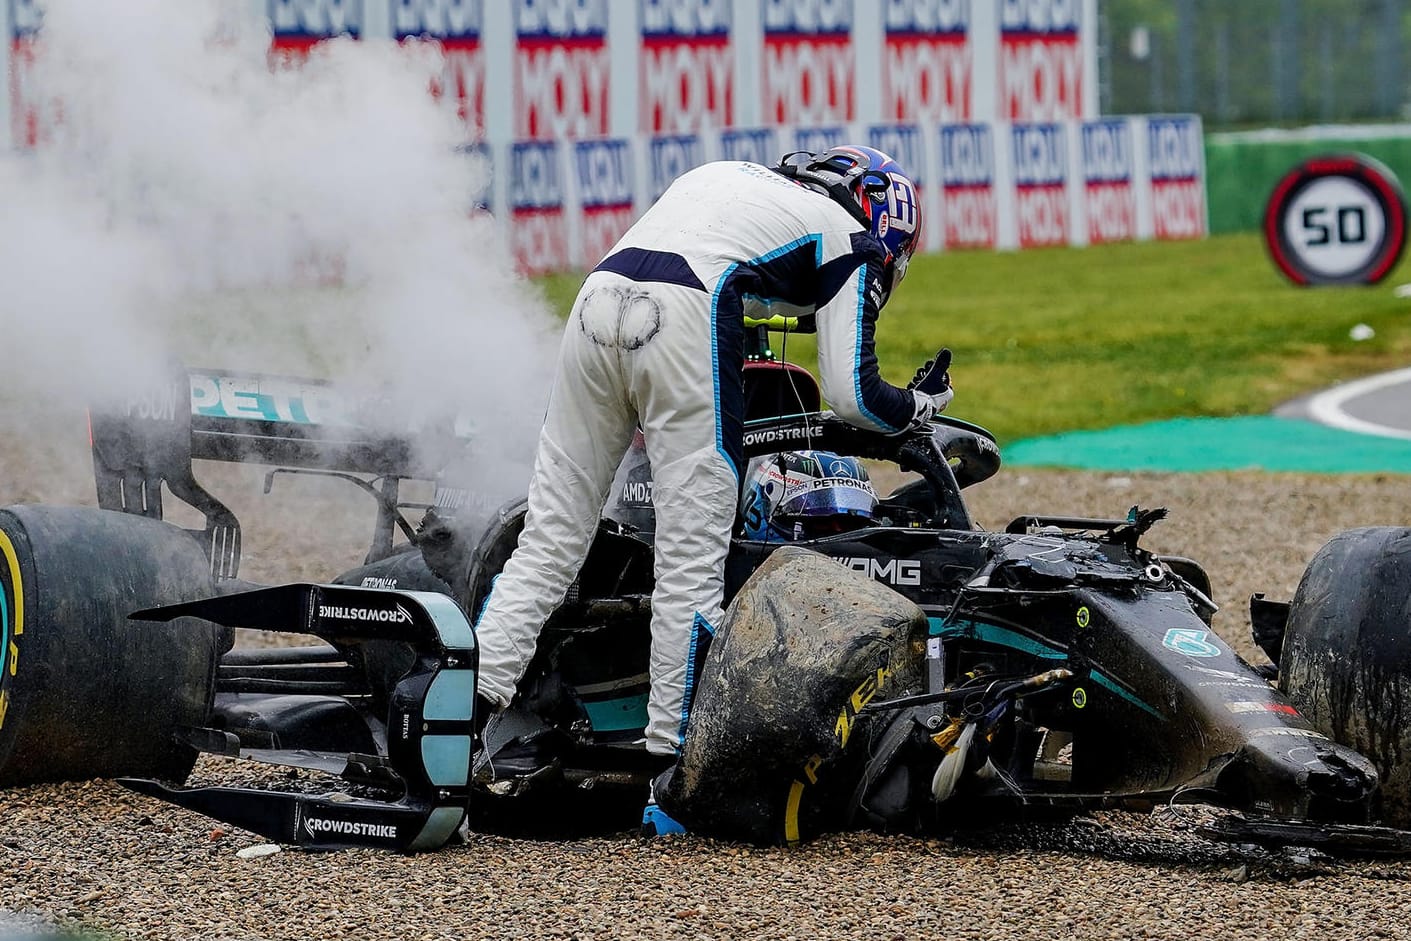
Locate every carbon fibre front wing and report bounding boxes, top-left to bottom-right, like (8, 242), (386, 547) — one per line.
(120, 583), (478, 852)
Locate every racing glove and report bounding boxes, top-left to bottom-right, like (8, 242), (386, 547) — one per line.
(905, 348), (954, 427)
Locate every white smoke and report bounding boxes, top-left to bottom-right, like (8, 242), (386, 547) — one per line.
(0, 0), (557, 514)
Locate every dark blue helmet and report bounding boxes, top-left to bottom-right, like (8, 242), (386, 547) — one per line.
(775, 145), (923, 298)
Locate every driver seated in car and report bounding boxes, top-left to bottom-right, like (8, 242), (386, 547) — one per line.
(739, 450), (880, 542)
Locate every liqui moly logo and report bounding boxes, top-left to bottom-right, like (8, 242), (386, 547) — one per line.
(1148, 117), (1206, 240)
(719, 127), (780, 166)
(941, 125), (992, 187)
(763, 0), (855, 125)
(1082, 120), (1131, 183)
(511, 141), (564, 209)
(885, 0), (968, 31)
(1148, 117), (1202, 182)
(1013, 123), (1066, 186)
(868, 125), (925, 186)
(999, 0), (1083, 121)
(1012, 123), (1069, 247)
(392, 0), (479, 36)
(764, 0), (853, 31)
(641, 0), (733, 132)
(576, 138), (635, 267)
(514, 0), (608, 36)
(643, 0), (731, 34)
(394, 0), (483, 139)
(575, 139), (633, 208)
(883, 0), (971, 122)
(940, 124), (995, 249)
(1082, 120), (1134, 243)
(514, 0), (609, 139)
(270, 0), (363, 57)
(794, 125), (846, 154)
(1000, 0), (1080, 34)
(649, 135), (705, 199)
(510, 141), (568, 275)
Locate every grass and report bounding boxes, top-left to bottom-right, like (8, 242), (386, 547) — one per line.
(536, 232), (1411, 444)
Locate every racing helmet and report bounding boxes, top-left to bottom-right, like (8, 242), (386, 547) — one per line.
(774, 145), (923, 297)
(740, 450), (879, 541)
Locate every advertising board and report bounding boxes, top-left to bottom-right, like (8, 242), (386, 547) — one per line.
(718, 126), (780, 165)
(940, 123), (997, 249)
(882, 0), (972, 123)
(762, 0), (855, 126)
(269, 0), (364, 60)
(574, 137), (636, 266)
(648, 133), (706, 200)
(1148, 116), (1207, 240)
(509, 140), (569, 275)
(1081, 119), (1135, 243)
(393, 0), (483, 141)
(513, 0), (609, 139)
(0, 1), (1197, 272)
(1012, 122), (1069, 247)
(998, 0), (1084, 122)
(640, 0), (732, 133)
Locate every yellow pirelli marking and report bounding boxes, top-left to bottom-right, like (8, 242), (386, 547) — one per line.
(0, 530), (23, 638)
(0, 529), (22, 730)
(784, 780), (805, 843)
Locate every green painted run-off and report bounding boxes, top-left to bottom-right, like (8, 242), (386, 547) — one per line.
(1005, 416), (1411, 474)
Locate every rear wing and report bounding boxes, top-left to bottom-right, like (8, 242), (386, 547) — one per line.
(89, 367), (472, 579)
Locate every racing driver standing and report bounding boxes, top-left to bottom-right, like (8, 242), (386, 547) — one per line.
(471, 146), (954, 824)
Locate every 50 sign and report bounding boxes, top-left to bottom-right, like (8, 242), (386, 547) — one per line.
(1302, 203), (1369, 248)
(1265, 154), (1408, 286)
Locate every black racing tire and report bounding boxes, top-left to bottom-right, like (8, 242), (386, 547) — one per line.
(1280, 526), (1411, 826)
(663, 546), (928, 845)
(462, 498), (530, 618)
(0, 505), (226, 785)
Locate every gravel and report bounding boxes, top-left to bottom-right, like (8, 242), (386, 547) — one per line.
(4, 464), (1411, 939)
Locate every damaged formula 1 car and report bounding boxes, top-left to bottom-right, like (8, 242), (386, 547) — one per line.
(0, 358), (1409, 853)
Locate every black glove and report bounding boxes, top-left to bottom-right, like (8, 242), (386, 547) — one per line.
(907, 348), (954, 414)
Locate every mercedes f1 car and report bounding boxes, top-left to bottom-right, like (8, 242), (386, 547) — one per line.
(0, 358), (1408, 853)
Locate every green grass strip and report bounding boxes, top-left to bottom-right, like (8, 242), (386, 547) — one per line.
(537, 232), (1411, 444)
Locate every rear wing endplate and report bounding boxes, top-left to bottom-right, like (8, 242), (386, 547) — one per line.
(89, 367), (471, 579)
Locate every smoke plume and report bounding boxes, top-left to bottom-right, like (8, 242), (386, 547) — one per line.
(0, 0), (558, 517)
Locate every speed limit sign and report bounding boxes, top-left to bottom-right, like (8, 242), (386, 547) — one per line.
(1264, 154), (1408, 285)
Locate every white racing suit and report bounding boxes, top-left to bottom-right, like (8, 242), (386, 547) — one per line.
(474, 161), (937, 756)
